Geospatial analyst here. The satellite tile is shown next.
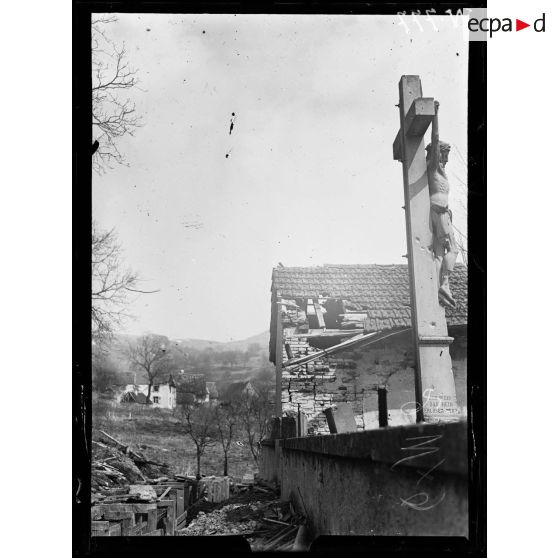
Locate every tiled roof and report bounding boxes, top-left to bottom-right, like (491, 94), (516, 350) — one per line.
(121, 391), (149, 404)
(271, 264), (467, 330)
(180, 376), (207, 397)
(221, 381), (252, 400)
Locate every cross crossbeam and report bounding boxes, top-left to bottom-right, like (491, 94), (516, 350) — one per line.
(393, 98), (436, 161)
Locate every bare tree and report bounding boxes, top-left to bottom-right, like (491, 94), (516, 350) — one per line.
(179, 403), (216, 477)
(92, 222), (158, 346)
(92, 15), (142, 173)
(214, 401), (239, 476)
(237, 387), (273, 464)
(92, 222), (139, 345)
(127, 334), (171, 402)
(92, 353), (122, 393)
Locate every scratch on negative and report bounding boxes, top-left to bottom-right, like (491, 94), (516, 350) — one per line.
(416, 458), (446, 486)
(391, 435), (443, 470)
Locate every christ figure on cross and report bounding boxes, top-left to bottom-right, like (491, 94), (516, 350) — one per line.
(426, 101), (459, 308)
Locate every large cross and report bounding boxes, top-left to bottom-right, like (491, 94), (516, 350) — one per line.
(393, 75), (460, 423)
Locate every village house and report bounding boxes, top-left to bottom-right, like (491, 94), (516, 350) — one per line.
(178, 374), (210, 404)
(206, 381), (219, 401)
(219, 380), (257, 402)
(269, 263), (467, 434)
(118, 376), (177, 409)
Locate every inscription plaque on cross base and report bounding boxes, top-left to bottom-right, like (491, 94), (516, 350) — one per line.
(393, 75), (460, 423)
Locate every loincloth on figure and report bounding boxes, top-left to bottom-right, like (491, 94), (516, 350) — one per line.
(430, 204), (457, 255)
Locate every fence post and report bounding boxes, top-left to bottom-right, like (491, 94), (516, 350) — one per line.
(378, 386), (388, 427)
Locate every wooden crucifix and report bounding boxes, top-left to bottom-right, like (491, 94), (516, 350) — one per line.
(393, 75), (460, 423)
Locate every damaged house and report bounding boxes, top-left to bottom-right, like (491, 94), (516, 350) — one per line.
(178, 374), (210, 405)
(118, 376), (177, 409)
(269, 264), (467, 434)
(219, 380), (257, 403)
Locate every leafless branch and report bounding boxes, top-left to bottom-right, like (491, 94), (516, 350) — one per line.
(92, 15), (143, 173)
(179, 403), (217, 476)
(126, 334), (171, 401)
(237, 387), (273, 463)
(92, 221), (141, 345)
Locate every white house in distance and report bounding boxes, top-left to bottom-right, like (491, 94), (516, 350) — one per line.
(119, 376), (177, 409)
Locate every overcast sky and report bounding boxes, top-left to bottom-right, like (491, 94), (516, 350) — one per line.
(92, 13), (468, 342)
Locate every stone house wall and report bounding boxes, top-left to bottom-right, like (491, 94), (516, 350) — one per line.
(281, 327), (467, 435)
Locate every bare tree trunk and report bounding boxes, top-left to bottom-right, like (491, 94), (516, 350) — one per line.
(146, 381), (152, 403)
(223, 452), (228, 476)
(196, 450), (201, 477)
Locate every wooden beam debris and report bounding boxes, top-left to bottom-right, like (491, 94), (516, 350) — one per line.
(157, 500), (176, 535)
(313, 299), (326, 328)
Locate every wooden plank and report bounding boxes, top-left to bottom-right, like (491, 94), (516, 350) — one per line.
(169, 488), (178, 509)
(102, 511), (135, 521)
(101, 511), (135, 536)
(175, 487), (185, 516)
(97, 503), (157, 514)
(289, 329), (363, 338)
(158, 486), (172, 500)
(313, 299), (325, 328)
(166, 505), (176, 535)
(130, 515), (147, 537)
(156, 500), (176, 508)
(275, 297), (283, 416)
(92, 520), (110, 534)
(120, 517), (134, 536)
(157, 500), (176, 535)
(108, 523), (122, 536)
(147, 509), (157, 533)
(262, 518), (291, 526)
(99, 430), (128, 451)
(131, 518), (144, 535)
(175, 510), (188, 529)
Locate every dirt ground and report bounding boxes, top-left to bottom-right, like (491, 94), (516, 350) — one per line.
(92, 397), (258, 478)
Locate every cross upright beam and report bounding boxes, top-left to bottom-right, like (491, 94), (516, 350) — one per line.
(393, 75), (460, 423)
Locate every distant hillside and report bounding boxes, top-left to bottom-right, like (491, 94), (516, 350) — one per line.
(94, 329), (274, 390)
(171, 330), (269, 353)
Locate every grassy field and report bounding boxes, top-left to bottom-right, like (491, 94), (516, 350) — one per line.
(92, 396), (258, 479)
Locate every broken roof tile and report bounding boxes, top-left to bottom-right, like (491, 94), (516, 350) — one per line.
(272, 263), (467, 331)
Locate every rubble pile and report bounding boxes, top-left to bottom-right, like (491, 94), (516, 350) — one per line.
(91, 430), (174, 503)
(178, 490), (306, 551)
(178, 504), (260, 535)
(91, 429), (306, 545)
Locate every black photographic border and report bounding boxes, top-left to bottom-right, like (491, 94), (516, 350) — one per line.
(73, 2), (486, 556)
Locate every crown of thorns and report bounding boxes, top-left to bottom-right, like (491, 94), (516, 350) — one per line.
(426, 141), (451, 154)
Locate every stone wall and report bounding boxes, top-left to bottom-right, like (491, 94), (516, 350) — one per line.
(262, 421), (468, 537)
(281, 327), (467, 434)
